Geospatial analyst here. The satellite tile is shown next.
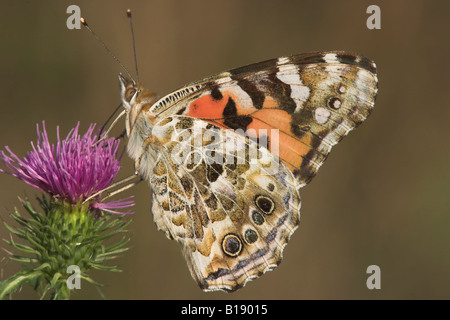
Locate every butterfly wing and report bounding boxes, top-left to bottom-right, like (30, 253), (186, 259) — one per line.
(130, 51), (377, 291)
(149, 51), (378, 187)
(138, 116), (301, 291)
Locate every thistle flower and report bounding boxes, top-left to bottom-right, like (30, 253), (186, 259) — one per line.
(0, 122), (135, 299)
(0, 121), (134, 214)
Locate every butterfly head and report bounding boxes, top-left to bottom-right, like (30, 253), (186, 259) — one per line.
(119, 73), (158, 136)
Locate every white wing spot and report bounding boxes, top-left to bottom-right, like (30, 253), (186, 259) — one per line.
(323, 53), (339, 63)
(277, 57), (290, 65)
(315, 107), (331, 124)
(215, 76), (233, 85)
(354, 69), (371, 103)
(332, 98), (342, 109)
(276, 65), (310, 112)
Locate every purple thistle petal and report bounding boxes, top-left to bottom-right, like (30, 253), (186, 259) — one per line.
(0, 121), (135, 214)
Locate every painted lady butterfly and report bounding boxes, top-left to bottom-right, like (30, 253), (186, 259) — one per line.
(119, 51), (378, 292)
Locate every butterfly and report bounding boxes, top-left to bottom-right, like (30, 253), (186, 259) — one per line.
(119, 51), (378, 292)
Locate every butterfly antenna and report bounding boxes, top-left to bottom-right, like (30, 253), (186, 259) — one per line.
(80, 17), (134, 81)
(126, 9), (139, 82)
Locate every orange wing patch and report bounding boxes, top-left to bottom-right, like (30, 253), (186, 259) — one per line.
(187, 89), (257, 128)
(247, 115), (313, 172)
(247, 98), (314, 172)
(187, 90), (314, 174)
(187, 93), (228, 120)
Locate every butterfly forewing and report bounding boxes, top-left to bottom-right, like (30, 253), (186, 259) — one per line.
(147, 51), (378, 187)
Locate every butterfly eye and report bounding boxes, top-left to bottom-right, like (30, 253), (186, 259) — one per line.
(125, 88), (137, 102)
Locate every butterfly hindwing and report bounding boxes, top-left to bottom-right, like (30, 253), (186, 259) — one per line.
(137, 116), (301, 291)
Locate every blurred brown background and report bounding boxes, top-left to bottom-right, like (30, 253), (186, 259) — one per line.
(0, 0), (449, 299)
